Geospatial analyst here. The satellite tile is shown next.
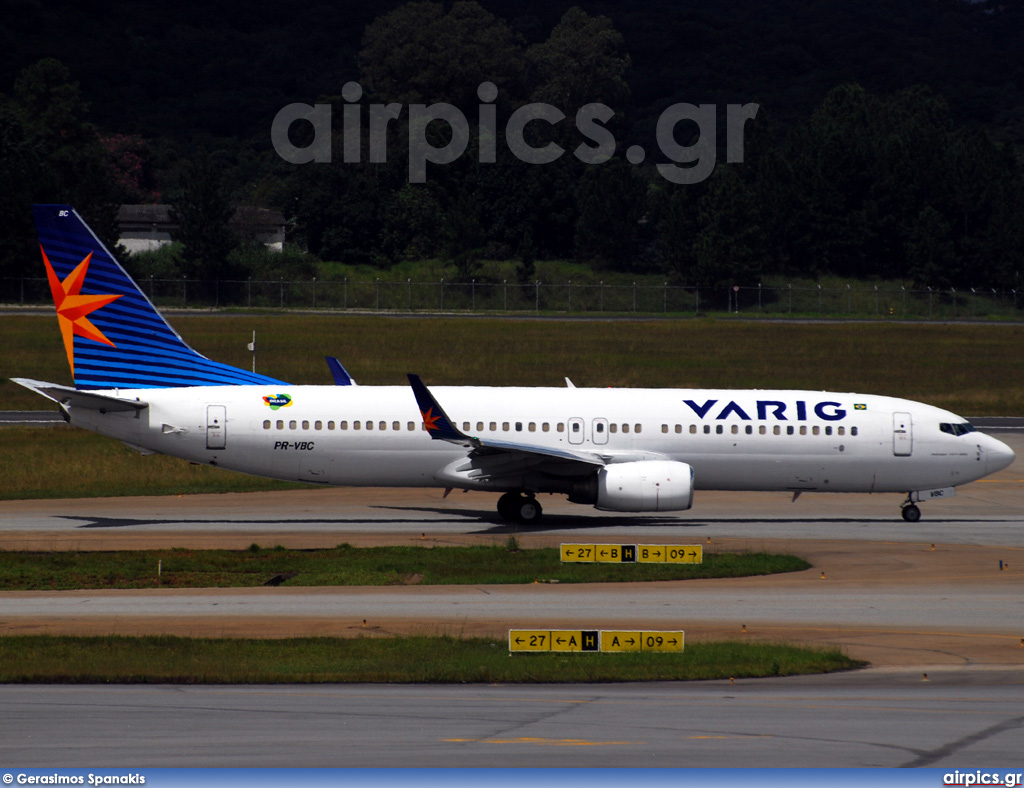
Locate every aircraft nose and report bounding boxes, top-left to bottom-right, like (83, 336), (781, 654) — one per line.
(985, 435), (1016, 475)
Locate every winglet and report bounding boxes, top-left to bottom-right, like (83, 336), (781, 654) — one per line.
(407, 374), (470, 444)
(326, 357), (358, 386)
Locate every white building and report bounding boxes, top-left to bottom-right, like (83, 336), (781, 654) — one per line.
(116, 204), (286, 254)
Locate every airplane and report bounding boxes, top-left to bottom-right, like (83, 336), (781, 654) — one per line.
(14, 204), (1016, 524)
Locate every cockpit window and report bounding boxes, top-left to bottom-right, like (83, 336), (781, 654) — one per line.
(939, 422), (976, 436)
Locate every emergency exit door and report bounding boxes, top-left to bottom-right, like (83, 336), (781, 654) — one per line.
(893, 412), (912, 456)
(207, 405), (226, 450)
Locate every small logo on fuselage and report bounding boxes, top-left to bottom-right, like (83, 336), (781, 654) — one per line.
(263, 393), (293, 410)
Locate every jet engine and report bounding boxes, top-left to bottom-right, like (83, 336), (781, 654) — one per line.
(593, 460), (694, 512)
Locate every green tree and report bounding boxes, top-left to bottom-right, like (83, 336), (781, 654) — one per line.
(0, 107), (53, 291)
(691, 166), (765, 287)
(905, 206), (956, 288)
(381, 184), (443, 262)
(441, 191), (485, 281)
(170, 154), (236, 283)
(574, 158), (649, 271)
(359, 1), (525, 111)
(9, 58), (122, 253)
(526, 7), (630, 111)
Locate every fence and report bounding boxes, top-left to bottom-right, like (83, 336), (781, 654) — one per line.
(3, 277), (1020, 319)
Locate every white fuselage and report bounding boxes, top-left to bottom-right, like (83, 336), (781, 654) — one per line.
(68, 385), (1014, 497)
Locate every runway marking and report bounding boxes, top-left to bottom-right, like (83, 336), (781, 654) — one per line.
(444, 737), (639, 746)
(686, 735), (770, 740)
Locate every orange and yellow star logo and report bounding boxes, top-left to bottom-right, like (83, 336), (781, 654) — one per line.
(421, 407), (441, 432)
(42, 246), (123, 376)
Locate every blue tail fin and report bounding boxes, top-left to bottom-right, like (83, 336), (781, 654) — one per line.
(32, 204), (287, 389)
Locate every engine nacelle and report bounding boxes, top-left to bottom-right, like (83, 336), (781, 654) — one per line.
(595, 460), (694, 512)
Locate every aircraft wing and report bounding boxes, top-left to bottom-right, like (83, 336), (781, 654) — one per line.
(11, 378), (148, 413)
(406, 374), (669, 478)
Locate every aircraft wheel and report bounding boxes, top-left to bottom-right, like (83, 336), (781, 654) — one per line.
(515, 496), (543, 525)
(496, 492), (520, 522)
(901, 504), (921, 523)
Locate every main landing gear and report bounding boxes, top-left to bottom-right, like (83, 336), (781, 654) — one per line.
(497, 491), (543, 525)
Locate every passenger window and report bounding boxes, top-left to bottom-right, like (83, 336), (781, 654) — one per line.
(367, 421), (375, 431)
(609, 423), (617, 433)
(302, 420), (310, 430)
(393, 421), (400, 431)
(759, 425), (766, 435)
(463, 422), (470, 431)
(490, 422), (497, 431)
(675, 425), (682, 434)
(529, 422), (536, 432)
(773, 426), (781, 435)
(812, 426), (819, 436)
(825, 426), (832, 436)
(635, 424), (642, 434)
(745, 425), (752, 435)
(623, 424), (630, 434)
(557, 423), (565, 432)
(689, 425), (697, 434)
(340, 421), (348, 430)
(838, 427), (845, 436)
(715, 425), (723, 435)
(408, 422), (415, 431)
(542, 423), (550, 432)
(315, 420), (322, 430)
(354, 421), (361, 430)
(263, 420), (271, 430)
(731, 425), (738, 435)
(786, 426), (794, 435)
(851, 427), (858, 436)
(704, 425), (711, 434)
(502, 422), (510, 431)
(662, 424), (669, 434)
(477, 422), (484, 432)
(799, 426), (806, 435)
(516, 422), (523, 432)
(596, 423), (604, 433)
(289, 420), (297, 430)
(276, 420), (284, 430)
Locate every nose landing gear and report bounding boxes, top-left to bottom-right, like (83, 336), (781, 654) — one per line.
(900, 502), (921, 522)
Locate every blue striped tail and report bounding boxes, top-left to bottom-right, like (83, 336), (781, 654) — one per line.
(32, 204), (287, 390)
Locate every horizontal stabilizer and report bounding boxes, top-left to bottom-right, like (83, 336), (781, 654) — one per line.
(326, 357), (358, 386)
(11, 378), (147, 412)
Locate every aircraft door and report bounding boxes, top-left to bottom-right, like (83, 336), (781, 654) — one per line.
(592, 418), (609, 445)
(893, 412), (912, 456)
(207, 405), (227, 450)
(568, 417), (585, 445)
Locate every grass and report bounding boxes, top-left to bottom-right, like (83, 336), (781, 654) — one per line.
(0, 635), (862, 683)
(0, 545), (809, 590)
(4, 314), (1024, 414)
(0, 427), (301, 500)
